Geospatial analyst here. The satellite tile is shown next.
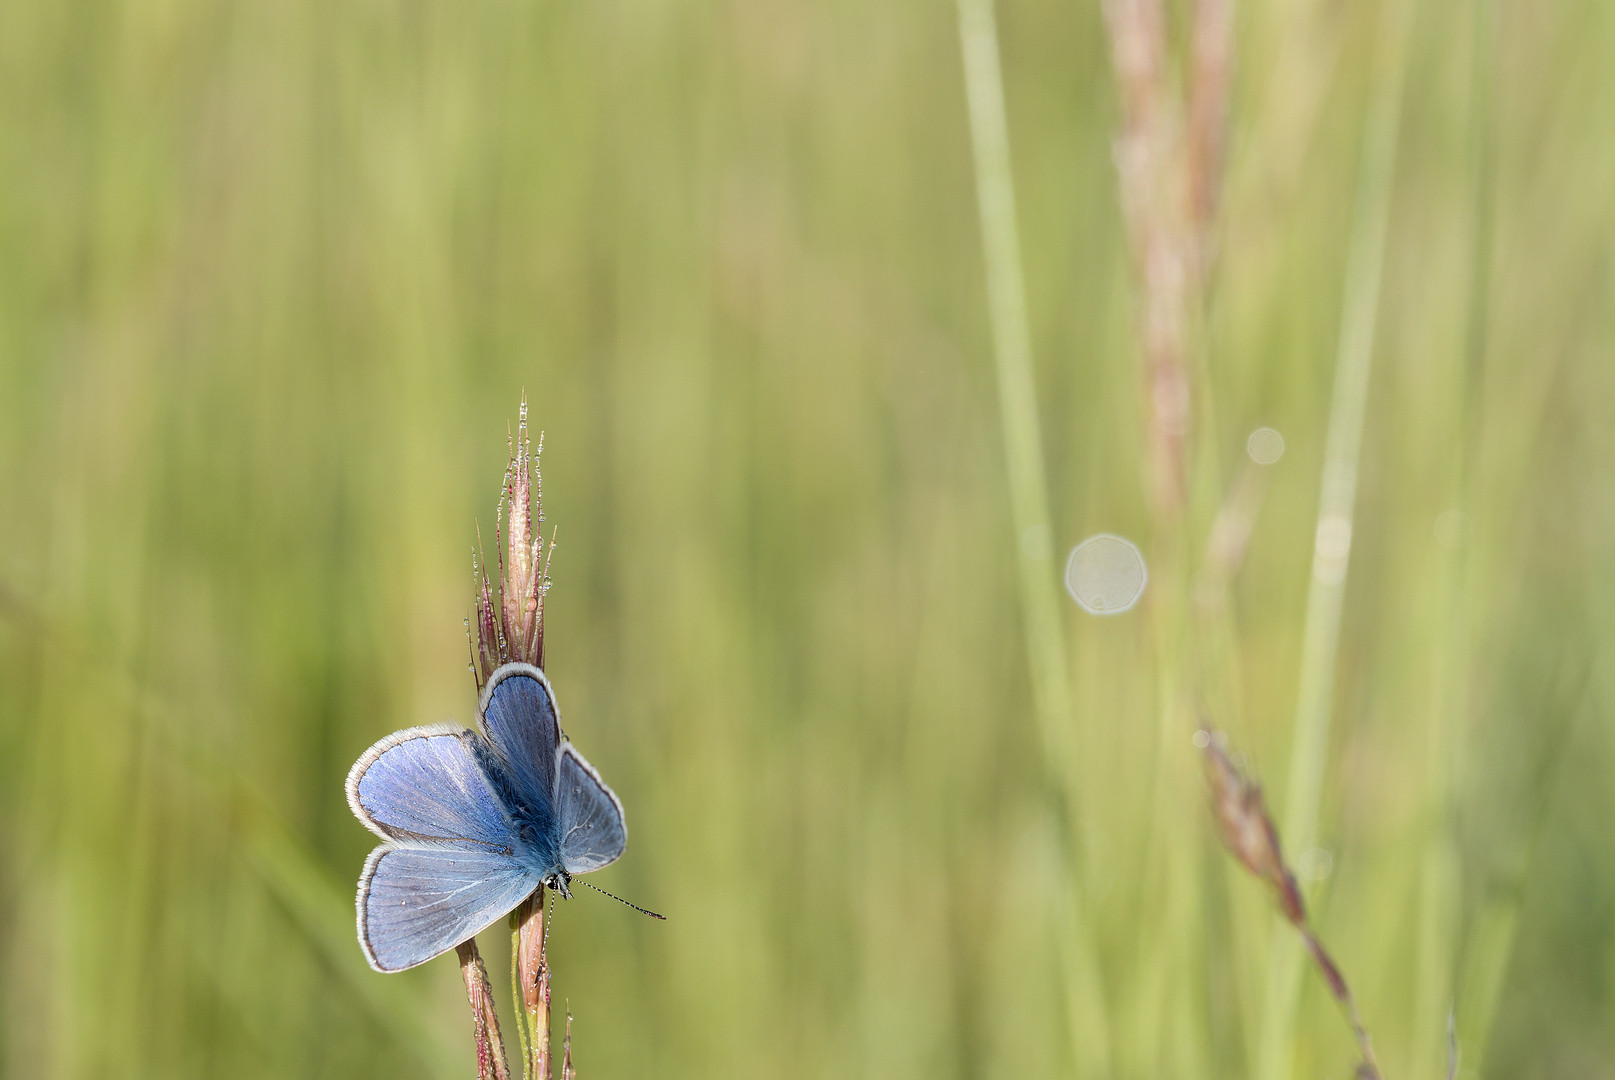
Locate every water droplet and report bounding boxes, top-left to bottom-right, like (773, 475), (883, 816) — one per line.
(1065, 534), (1148, 615)
(1247, 427), (1286, 465)
(1192, 729), (1211, 749)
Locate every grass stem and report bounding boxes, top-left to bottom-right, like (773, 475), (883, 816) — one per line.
(956, 2), (1111, 1071)
(457, 939), (512, 1080)
(516, 888), (551, 1079)
(956, 0), (1073, 760)
(1257, 1), (1417, 1075)
(512, 911), (533, 1080)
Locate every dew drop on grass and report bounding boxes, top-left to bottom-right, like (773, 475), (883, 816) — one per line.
(1065, 534), (1147, 615)
(1247, 427), (1285, 465)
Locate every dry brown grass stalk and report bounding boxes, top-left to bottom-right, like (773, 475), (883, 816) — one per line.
(457, 940), (512, 1080)
(471, 399), (566, 1080)
(516, 889), (554, 1079)
(1187, 0), (1234, 259)
(1103, 0), (1191, 517)
(1102, 0), (1238, 519)
(1199, 728), (1382, 1079)
(473, 396), (553, 692)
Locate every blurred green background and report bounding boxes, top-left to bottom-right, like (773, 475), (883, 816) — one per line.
(2, 0), (1613, 1077)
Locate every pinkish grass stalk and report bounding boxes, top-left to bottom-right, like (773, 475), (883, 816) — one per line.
(457, 941), (513, 1080)
(1200, 729), (1382, 1079)
(1102, 5), (1242, 1075)
(469, 398), (565, 1079)
(1102, 0), (1194, 519)
(516, 889), (553, 1080)
(1103, 0), (1238, 517)
(1187, 0), (1234, 265)
(472, 397), (553, 692)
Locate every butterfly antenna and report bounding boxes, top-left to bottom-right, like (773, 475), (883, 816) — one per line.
(577, 879), (667, 920)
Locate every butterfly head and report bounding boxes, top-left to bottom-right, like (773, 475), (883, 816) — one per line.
(547, 870), (574, 900)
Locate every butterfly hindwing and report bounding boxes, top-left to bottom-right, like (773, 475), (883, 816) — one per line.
(555, 742), (627, 875)
(476, 663), (562, 815)
(357, 846), (544, 972)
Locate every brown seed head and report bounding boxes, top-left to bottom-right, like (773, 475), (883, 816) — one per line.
(1200, 729), (1307, 927)
(472, 396), (551, 687)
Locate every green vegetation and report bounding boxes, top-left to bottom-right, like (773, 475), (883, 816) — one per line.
(1, 0), (1612, 1076)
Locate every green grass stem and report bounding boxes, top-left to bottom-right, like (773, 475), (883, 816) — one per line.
(956, 0), (1110, 1070)
(956, 0), (1073, 765)
(1256, 1), (1418, 1075)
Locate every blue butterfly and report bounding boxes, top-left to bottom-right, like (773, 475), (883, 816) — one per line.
(346, 662), (627, 973)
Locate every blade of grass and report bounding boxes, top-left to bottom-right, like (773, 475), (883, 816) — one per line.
(956, 0), (1072, 760)
(956, 1), (1111, 1072)
(1256, 0), (1418, 1074)
(1412, 0), (1499, 1071)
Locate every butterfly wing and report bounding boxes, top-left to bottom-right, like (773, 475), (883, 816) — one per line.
(476, 663), (562, 816)
(348, 724), (524, 849)
(554, 743), (627, 874)
(346, 724), (543, 972)
(470, 664), (626, 875)
(358, 847), (541, 972)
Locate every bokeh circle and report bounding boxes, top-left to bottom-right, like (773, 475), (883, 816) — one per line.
(1065, 534), (1148, 615)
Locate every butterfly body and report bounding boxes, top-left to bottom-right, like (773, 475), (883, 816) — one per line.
(346, 663), (626, 972)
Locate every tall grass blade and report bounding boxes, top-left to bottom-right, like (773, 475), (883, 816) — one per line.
(1257, 1), (1419, 1075)
(956, 1), (1110, 1071)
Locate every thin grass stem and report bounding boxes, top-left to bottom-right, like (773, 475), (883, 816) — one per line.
(512, 911), (533, 1080)
(516, 888), (551, 1079)
(456, 940), (512, 1080)
(1257, 1), (1418, 1075)
(956, 1), (1110, 1072)
(956, 0), (1072, 757)
(1435, 2), (1508, 1072)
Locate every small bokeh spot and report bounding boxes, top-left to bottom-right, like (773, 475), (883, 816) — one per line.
(1246, 427), (1285, 465)
(1065, 534), (1148, 615)
(1298, 846), (1334, 882)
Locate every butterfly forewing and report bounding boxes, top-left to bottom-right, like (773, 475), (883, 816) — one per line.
(555, 743), (628, 874)
(476, 664), (562, 813)
(347, 724), (521, 851)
